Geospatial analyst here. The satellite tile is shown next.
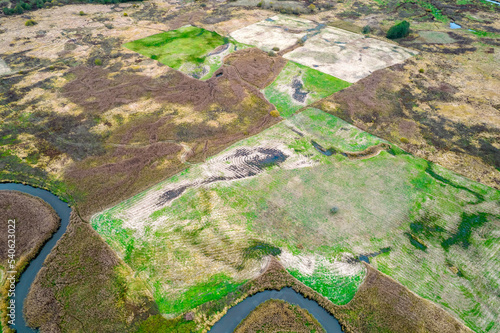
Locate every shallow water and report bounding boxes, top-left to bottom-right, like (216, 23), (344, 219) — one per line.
(209, 287), (344, 332)
(0, 183), (71, 333)
(450, 22), (462, 29)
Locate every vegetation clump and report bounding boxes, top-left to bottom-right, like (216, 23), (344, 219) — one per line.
(25, 19), (37, 26)
(270, 109), (280, 117)
(386, 21), (410, 39)
(94, 58), (102, 66)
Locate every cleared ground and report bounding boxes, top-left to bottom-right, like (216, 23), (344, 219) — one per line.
(230, 14), (319, 52)
(229, 15), (417, 83)
(284, 26), (418, 83)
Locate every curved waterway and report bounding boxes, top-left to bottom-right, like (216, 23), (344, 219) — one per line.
(0, 183), (71, 333)
(209, 287), (344, 333)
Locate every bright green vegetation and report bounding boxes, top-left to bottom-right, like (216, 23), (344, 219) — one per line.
(154, 273), (244, 314)
(263, 62), (351, 117)
(289, 263), (365, 305)
(92, 107), (500, 332)
(124, 26), (244, 80)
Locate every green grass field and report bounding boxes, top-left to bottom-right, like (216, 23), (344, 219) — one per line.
(92, 108), (500, 332)
(123, 26), (245, 80)
(263, 62), (351, 117)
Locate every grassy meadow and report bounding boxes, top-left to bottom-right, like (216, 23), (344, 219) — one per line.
(264, 62), (351, 117)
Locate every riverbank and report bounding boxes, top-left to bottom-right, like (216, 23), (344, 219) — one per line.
(0, 187), (64, 333)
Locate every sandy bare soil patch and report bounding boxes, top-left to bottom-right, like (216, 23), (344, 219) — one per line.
(230, 14), (319, 52)
(285, 26), (418, 83)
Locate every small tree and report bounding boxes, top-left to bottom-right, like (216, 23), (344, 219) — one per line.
(362, 25), (371, 34)
(386, 20), (410, 39)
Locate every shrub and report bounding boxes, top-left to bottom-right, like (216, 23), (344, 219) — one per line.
(49, 65), (55, 70)
(222, 36), (229, 44)
(14, 3), (24, 14)
(150, 55), (158, 60)
(419, 68), (424, 73)
(308, 3), (316, 11)
(123, 12), (128, 16)
(362, 25), (371, 34)
(94, 58), (102, 66)
(386, 20), (410, 39)
(270, 110), (280, 117)
(330, 206), (339, 215)
(268, 50), (276, 57)
(272, 46), (279, 51)
(400, 137), (409, 144)
(256, 1), (262, 6)
(21, 2), (31, 10)
(79, 10), (84, 15)
(25, 19), (37, 26)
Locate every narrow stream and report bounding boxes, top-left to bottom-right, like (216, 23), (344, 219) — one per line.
(209, 287), (344, 332)
(0, 183), (71, 333)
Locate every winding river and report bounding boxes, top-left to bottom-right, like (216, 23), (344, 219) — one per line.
(0, 183), (71, 333)
(1, 184), (343, 333)
(210, 287), (344, 333)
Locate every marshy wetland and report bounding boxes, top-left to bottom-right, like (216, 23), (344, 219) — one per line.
(1, 0), (499, 331)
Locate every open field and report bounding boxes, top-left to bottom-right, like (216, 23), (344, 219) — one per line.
(230, 14), (319, 52)
(263, 61), (351, 117)
(234, 299), (325, 333)
(92, 107), (500, 332)
(124, 26), (248, 80)
(0, 191), (60, 332)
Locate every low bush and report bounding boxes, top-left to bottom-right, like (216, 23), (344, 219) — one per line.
(94, 58), (102, 66)
(25, 19), (37, 26)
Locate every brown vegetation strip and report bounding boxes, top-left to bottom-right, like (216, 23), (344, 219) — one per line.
(24, 212), (157, 333)
(0, 191), (60, 333)
(63, 49), (285, 217)
(234, 299), (325, 333)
